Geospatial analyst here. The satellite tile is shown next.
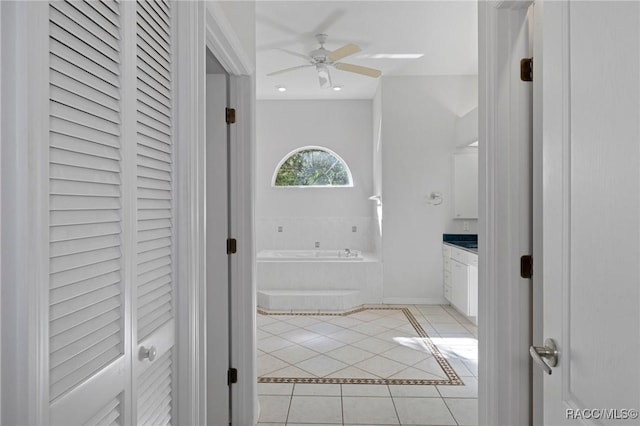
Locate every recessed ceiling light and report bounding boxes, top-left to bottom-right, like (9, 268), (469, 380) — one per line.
(360, 53), (424, 59)
(276, 86), (287, 92)
(332, 86), (342, 92)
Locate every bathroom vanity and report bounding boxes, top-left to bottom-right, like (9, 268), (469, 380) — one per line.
(442, 234), (478, 324)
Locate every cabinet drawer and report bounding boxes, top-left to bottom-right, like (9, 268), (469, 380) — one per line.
(442, 244), (452, 257)
(451, 247), (467, 263)
(444, 270), (451, 285)
(444, 284), (452, 302)
(443, 256), (451, 272)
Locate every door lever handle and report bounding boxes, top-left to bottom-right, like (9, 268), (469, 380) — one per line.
(529, 338), (558, 375)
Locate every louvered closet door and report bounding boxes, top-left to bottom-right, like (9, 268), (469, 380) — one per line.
(133, 1), (175, 425)
(48, 1), (127, 424)
(47, 0), (176, 424)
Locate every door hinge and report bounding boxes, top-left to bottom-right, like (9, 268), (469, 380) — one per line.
(226, 107), (236, 124)
(227, 368), (238, 385)
(520, 255), (533, 279)
(227, 238), (237, 254)
(520, 58), (533, 82)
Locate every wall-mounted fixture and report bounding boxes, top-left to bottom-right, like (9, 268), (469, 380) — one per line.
(425, 191), (443, 206)
(276, 85), (287, 92)
(332, 86), (342, 91)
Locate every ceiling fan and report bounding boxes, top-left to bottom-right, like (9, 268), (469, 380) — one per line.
(267, 34), (382, 88)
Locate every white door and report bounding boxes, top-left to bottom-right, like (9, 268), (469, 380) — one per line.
(47, 1), (176, 424)
(206, 71), (230, 425)
(537, 1), (640, 423)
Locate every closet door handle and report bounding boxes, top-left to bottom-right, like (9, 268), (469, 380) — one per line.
(139, 345), (157, 362)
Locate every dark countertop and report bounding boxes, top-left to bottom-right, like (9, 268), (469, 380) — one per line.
(443, 234), (478, 254)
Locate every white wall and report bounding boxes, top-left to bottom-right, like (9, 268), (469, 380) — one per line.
(212, 1), (256, 69)
(381, 76), (477, 303)
(256, 100), (374, 251)
(372, 86), (383, 257)
(455, 107), (478, 147)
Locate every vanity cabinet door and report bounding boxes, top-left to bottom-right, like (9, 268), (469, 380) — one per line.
(451, 259), (470, 315)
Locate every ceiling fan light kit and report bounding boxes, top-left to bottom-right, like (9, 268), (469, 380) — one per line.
(267, 33), (383, 89)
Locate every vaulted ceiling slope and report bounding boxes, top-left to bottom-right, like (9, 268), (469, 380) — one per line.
(256, 1), (478, 100)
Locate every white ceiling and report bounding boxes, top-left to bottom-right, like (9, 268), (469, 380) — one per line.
(256, 1), (478, 100)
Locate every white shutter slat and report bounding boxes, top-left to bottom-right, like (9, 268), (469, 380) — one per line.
(138, 143), (171, 163)
(138, 198), (171, 210)
(137, 88), (170, 121)
(66, 1), (120, 41)
(138, 275), (171, 298)
(51, 221), (121, 243)
(137, 33), (170, 69)
(51, 69), (120, 112)
(50, 44), (119, 94)
(98, 0), (120, 18)
(137, 352), (172, 425)
(51, 86), (120, 123)
(138, 209), (171, 222)
(82, 395), (121, 426)
(50, 283), (120, 320)
(51, 102), (120, 137)
(50, 301), (120, 340)
(50, 147), (120, 172)
(50, 23), (119, 75)
(51, 179), (120, 197)
(137, 45), (170, 79)
(137, 125), (171, 154)
(144, 0), (170, 28)
(137, 104), (171, 135)
(50, 1), (119, 51)
(51, 321), (120, 368)
(138, 236), (171, 254)
(137, 285), (171, 311)
(137, 246), (172, 264)
(51, 333), (121, 382)
(138, 124), (171, 146)
(51, 117), (120, 148)
(136, 3), (170, 45)
(137, 165), (170, 182)
(137, 265), (172, 288)
(51, 346), (122, 400)
(138, 176), (171, 191)
(50, 210), (120, 227)
(50, 195), (120, 211)
(51, 270), (121, 304)
(50, 256), (120, 288)
(51, 128), (120, 155)
(49, 0), (123, 404)
(138, 78), (170, 110)
(137, 58), (171, 92)
(51, 234), (121, 258)
(138, 312), (172, 342)
(49, 8), (120, 65)
(51, 164), (121, 186)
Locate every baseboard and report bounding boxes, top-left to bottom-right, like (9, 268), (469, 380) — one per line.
(382, 297), (448, 305)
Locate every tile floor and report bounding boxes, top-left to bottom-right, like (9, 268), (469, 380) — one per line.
(257, 304), (478, 425)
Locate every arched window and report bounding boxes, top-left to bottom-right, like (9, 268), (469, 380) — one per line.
(272, 146), (353, 187)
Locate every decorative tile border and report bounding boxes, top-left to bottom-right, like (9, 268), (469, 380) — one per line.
(257, 306), (464, 386)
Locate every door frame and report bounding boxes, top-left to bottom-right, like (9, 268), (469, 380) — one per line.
(175, 2), (256, 425)
(478, 1), (535, 425)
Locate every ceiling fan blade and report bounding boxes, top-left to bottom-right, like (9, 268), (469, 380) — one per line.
(276, 48), (312, 61)
(334, 62), (382, 78)
(267, 64), (314, 76)
(327, 43), (361, 62)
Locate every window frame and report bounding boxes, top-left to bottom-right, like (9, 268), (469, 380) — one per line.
(271, 146), (354, 188)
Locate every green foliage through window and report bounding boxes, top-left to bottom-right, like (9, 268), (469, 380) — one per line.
(274, 148), (352, 187)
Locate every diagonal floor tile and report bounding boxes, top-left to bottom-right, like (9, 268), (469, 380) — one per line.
(325, 344), (376, 365)
(296, 354), (349, 377)
(270, 344), (318, 364)
(354, 355), (408, 379)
